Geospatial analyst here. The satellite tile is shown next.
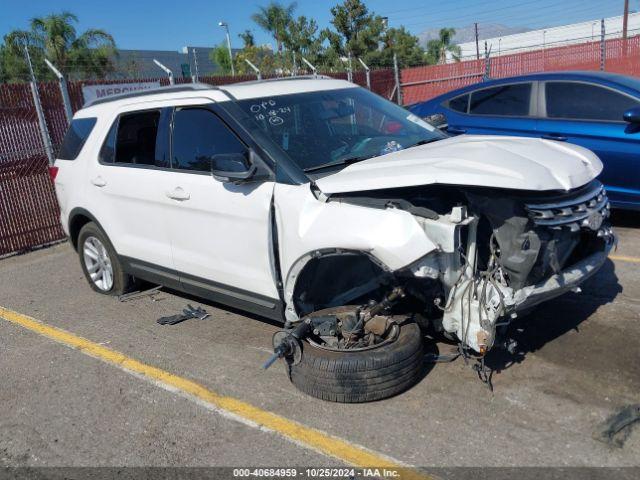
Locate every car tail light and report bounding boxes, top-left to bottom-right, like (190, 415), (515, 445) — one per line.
(48, 166), (59, 181)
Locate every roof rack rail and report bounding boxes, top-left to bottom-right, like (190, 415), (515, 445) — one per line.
(85, 75), (336, 108)
(85, 83), (216, 107)
(225, 75), (332, 88)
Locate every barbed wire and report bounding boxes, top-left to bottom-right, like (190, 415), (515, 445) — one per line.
(457, 27), (640, 60)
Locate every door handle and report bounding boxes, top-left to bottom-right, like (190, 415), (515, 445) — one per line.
(91, 176), (107, 187)
(541, 134), (568, 141)
(446, 127), (467, 134)
(166, 187), (190, 201)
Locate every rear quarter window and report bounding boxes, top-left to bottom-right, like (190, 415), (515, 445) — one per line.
(469, 83), (532, 116)
(447, 94), (469, 113)
(57, 117), (97, 160)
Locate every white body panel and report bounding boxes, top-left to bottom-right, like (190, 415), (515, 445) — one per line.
(274, 183), (437, 278)
(85, 164), (177, 268)
(316, 135), (603, 194)
(167, 172), (279, 298)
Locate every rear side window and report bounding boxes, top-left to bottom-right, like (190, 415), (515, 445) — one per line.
(469, 83), (532, 116)
(114, 111), (161, 165)
(57, 118), (96, 160)
(172, 108), (247, 173)
(545, 82), (640, 121)
(447, 94), (469, 113)
(99, 122), (117, 164)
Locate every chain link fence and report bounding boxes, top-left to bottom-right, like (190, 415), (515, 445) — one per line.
(401, 31), (640, 105)
(0, 82), (66, 256)
(0, 69), (396, 257)
(3, 27), (639, 257)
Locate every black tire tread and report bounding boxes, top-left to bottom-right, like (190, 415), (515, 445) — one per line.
(288, 322), (424, 403)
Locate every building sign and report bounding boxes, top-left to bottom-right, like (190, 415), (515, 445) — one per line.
(81, 81), (161, 105)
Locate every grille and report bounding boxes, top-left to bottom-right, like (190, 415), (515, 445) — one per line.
(525, 181), (610, 232)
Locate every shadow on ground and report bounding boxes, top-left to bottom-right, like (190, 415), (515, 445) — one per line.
(485, 258), (622, 374)
(610, 209), (640, 228)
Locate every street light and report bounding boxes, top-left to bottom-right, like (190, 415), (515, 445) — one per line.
(218, 21), (235, 77)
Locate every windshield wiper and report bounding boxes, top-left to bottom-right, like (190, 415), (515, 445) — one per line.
(304, 155), (373, 173)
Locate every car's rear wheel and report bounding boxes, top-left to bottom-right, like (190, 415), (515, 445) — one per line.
(77, 222), (135, 296)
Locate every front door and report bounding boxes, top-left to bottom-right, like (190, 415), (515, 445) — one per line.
(165, 105), (280, 316)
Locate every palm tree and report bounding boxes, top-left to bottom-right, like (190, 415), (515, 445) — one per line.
(4, 12), (116, 80)
(426, 28), (461, 64)
(251, 2), (297, 53)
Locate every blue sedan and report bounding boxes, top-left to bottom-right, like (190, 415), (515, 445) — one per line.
(408, 71), (640, 210)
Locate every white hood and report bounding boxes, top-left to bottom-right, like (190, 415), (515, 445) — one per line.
(315, 135), (603, 194)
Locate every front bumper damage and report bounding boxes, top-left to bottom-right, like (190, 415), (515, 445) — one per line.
(512, 243), (612, 312)
(408, 181), (616, 354)
(439, 228), (615, 354)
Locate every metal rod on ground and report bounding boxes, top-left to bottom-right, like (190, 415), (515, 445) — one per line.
(357, 57), (371, 89)
(600, 18), (606, 71)
(393, 52), (402, 106)
(44, 58), (73, 125)
(24, 45), (54, 165)
(301, 56), (317, 78)
(153, 59), (175, 85)
(244, 59), (261, 80)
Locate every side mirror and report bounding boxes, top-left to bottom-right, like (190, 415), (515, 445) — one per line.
(210, 152), (256, 183)
(623, 106), (640, 124)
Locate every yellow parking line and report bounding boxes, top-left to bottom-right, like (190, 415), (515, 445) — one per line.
(0, 306), (432, 480)
(609, 254), (640, 264)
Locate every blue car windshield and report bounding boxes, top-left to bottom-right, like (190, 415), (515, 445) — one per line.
(234, 87), (446, 173)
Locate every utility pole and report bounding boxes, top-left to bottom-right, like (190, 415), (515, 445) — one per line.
(192, 47), (200, 82)
(600, 18), (606, 71)
(393, 52), (402, 105)
(622, 0), (629, 56)
(475, 23), (480, 60)
(219, 21), (235, 77)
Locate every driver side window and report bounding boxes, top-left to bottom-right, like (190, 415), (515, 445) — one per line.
(171, 108), (248, 172)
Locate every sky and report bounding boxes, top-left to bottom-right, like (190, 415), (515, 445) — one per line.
(0, 0), (635, 51)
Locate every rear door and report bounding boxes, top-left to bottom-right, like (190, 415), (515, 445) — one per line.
(443, 82), (538, 137)
(536, 81), (640, 207)
(84, 106), (179, 285)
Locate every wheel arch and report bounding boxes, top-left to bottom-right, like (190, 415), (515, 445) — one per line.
(283, 248), (393, 322)
(68, 208), (108, 251)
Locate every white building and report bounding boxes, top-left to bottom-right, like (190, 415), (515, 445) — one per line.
(454, 12), (640, 61)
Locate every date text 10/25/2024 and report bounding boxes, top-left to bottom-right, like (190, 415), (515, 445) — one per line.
(233, 468), (404, 478)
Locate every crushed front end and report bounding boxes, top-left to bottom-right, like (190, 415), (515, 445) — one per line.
(334, 180), (615, 354)
(417, 180), (614, 353)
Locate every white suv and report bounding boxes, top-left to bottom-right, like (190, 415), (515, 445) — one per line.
(53, 78), (614, 402)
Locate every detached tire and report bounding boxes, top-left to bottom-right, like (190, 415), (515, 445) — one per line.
(288, 322), (424, 403)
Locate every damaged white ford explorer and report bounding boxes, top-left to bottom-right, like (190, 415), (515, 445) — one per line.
(53, 77), (615, 402)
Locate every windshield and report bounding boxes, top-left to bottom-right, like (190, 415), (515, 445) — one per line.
(234, 87), (446, 174)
